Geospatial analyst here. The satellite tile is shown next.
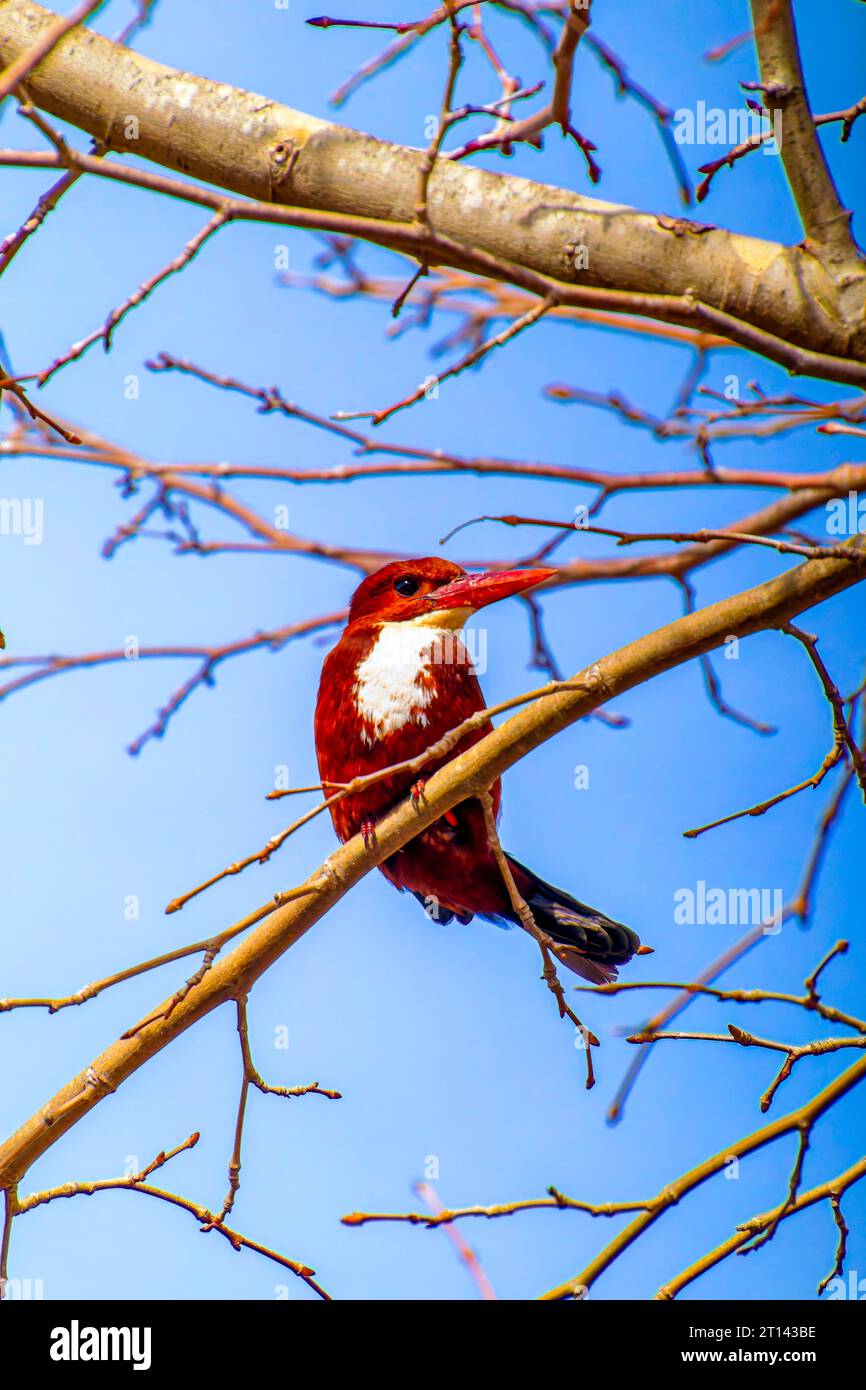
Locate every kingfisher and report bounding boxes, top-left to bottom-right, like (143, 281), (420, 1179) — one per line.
(314, 557), (640, 983)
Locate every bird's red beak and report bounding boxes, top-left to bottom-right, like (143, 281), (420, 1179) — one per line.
(425, 566), (557, 613)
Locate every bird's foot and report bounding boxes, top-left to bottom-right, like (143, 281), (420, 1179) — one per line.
(410, 778), (426, 809)
(360, 818), (378, 848)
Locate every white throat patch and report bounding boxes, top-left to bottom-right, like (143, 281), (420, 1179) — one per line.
(353, 617), (469, 746)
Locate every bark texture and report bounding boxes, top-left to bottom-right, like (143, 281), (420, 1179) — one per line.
(1, 0), (864, 372)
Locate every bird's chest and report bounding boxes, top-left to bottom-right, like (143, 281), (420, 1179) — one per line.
(316, 620), (492, 844)
(351, 623), (468, 748)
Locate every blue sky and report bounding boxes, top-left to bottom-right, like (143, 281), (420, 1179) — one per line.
(1, 0), (865, 1301)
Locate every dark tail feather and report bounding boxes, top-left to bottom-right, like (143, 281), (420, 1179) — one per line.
(506, 856), (640, 985)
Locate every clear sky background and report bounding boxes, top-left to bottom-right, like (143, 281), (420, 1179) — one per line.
(1, 0), (865, 1302)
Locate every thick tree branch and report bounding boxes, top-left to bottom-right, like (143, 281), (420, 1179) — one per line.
(542, 1050), (866, 1299)
(0, 0), (864, 376)
(0, 0), (104, 101)
(1, 532), (865, 1192)
(655, 1155), (866, 1301)
(750, 0), (861, 288)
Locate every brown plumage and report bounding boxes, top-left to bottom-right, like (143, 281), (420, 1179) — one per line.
(315, 558), (640, 982)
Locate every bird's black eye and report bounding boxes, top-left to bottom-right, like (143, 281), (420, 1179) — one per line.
(393, 575), (420, 597)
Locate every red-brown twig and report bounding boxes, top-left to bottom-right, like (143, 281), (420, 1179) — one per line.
(332, 295), (555, 425)
(37, 213), (229, 385)
(0, 616), (343, 755)
(683, 629), (865, 836)
(697, 98), (866, 203)
(442, 510), (866, 568)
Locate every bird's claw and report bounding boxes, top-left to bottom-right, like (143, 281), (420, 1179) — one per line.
(410, 779), (426, 809)
(360, 818), (378, 848)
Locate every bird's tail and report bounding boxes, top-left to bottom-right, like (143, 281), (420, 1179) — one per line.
(506, 856), (640, 985)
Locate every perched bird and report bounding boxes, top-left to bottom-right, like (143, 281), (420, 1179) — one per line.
(315, 557), (640, 983)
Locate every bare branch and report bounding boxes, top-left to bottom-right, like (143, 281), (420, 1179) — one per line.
(37, 212), (229, 384)
(750, 0), (861, 276)
(2, 532), (864, 1198)
(655, 1156), (866, 1300)
(343, 1190), (654, 1227)
(1, 2), (865, 380)
(8, 1132), (329, 1300)
(542, 1054), (866, 1299)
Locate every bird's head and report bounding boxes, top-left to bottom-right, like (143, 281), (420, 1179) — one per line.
(347, 557), (556, 630)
